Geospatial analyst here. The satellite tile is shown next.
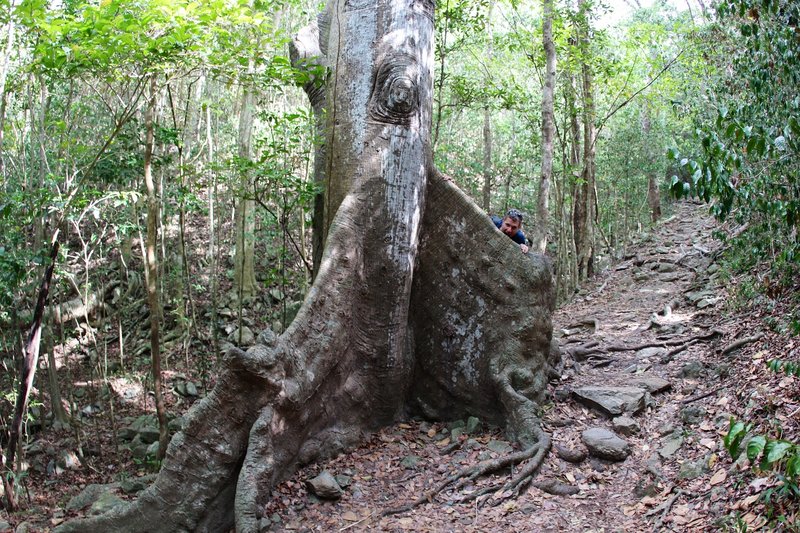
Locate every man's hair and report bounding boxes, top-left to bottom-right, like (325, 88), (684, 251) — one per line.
(505, 209), (524, 223)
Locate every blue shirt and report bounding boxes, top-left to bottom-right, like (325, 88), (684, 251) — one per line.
(491, 215), (526, 245)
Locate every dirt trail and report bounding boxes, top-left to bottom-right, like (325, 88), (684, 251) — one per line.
(260, 201), (757, 532)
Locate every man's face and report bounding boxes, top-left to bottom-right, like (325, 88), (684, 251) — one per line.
(500, 216), (520, 236)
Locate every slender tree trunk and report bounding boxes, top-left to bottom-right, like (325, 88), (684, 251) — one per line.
(533, 0), (556, 254)
(233, 80), (258, 302)
(143, 75), (168, 460)
(575, 0), (596, 280)
(3, 240), (58, 511)
(0, 11), (16, 182)
(481, 4), (494, 212)
(642, 106), (661, 223)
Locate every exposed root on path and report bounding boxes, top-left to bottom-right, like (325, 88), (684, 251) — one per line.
(645, 486), (691, 530)
(719, 332), (763, 355)
(382, 430), (551, 516)
(568, 329), (724, 363)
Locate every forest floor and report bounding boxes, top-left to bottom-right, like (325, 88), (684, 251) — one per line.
(2, 201), (799, 532)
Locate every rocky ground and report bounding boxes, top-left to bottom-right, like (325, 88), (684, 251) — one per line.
(2, 201), (798, 532)
(255, 202), (798, 532)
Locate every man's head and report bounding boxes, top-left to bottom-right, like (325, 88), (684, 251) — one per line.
(500, 209), (524, 237)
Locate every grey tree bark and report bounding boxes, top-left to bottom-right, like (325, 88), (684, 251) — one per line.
(56, 1), (557, 531)
(532, 0), (556, 254)
(481, 4), (494, 213)
(233, 70), (258, 301)
(143, 75), (169, 460)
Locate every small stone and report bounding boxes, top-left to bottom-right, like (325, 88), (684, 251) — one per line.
(447, 419), (466, 430)
(138, 427), (161, 445)
(400, 455), (422, 470)
(174, 381), (188, 396)
(612, 416), (640, 436)
(635, 347), (667, 360)
(450, 427), (464, 441)
(630, 376), (671, 394)
(0, 520), (10, 531)
(657, 262), (677, 273)
(228, 326), (256, 346)
(659, 435), (684, 458)
(633, 479), (659, 498)
(334, 474), (352, 488)
(678, 459), (707, 480)
(465, 416), (481, 434)
(681, 406), (707, 425)
(634, 271), (650, 282)
(696, 298), (714, 309)
(81, 404), (102, 417)
(656, 423), (676, 437)
(680, 362), (705, 378)
(487, 440), (513, 454)
(131, 444), (148, 460)
(185, 382), (199, 397)
(146, 441), (160, 457)
(58, 450), (81, 471)
(553, 388), (571, 402)
(306, 471), (343, 500)
(581, 428), (630, 462)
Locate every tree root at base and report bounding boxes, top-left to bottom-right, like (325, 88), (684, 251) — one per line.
(382, 424), (552, 516)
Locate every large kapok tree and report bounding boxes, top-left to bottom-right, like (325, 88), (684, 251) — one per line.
(57, 0), (559, 531)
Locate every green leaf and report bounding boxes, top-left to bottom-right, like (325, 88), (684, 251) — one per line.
(789, 117), (800, 137)
(725, 419), (749, 458)
(747, 435), (766, 461)
(765, 440), (793, 464)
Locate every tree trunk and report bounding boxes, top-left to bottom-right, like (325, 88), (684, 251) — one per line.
(642, 106), (661, 223)
(0, 15), (16, 181)
(574, 0), (596, 280)
(233, 77), (258, 301)
(56, 2), (557, 531)
(3, 241), (59, 511)
(532, 0), (556, 254)
(481, 4), (494, 212)
(143, 75), (169, 460)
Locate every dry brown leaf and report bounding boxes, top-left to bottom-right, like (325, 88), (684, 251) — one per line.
(742, 512), (767, 529)
(398, 517), (415, 528)
(700, 438), (717, 450)
(427, 428), (437, 438)
(708, 453), (718, 468)
(640, 496), (659, 506)
(436, 437), (450, 447)
(710, 469), (727, 485)
(673, 504), (689, 516)
(342, 511), (359, 522)
(622, 505), (638, 516)
(398, 423), (412, 429)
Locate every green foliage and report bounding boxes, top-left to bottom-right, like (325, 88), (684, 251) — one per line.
(724, 353), (800, 521)
(667, 0), (800, 240)
(767, 359), (800, 378)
